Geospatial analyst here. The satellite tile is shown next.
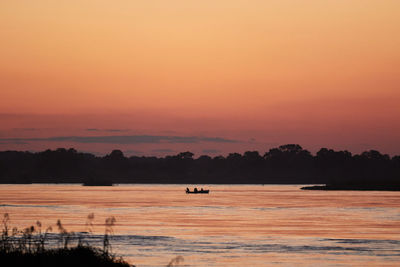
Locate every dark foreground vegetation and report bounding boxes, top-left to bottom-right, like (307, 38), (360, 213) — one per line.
(1, 246), (130, 267)
(0, 144), (399, 188)
(0, 214), (133, 267)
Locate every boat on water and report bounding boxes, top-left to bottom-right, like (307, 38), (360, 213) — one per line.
(186, 188), (209, 194)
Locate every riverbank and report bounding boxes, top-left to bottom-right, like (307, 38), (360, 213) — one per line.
(0, 246), (132, 267)
(301, 185), (400, 191)
(0, 213), (134, 267)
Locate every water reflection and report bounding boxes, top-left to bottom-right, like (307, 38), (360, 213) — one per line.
(0, 184), (399, 266)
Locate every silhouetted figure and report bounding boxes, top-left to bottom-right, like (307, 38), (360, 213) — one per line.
(194, 188), (198, 193)
(186, 187), (189, 193)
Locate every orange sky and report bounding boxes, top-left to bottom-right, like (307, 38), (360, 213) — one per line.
(0, 1), (399, 156)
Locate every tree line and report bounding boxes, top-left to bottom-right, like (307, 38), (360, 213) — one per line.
(0, 144), (399, 186)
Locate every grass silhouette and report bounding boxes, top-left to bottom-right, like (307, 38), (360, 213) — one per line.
(0, 213), (133, 267)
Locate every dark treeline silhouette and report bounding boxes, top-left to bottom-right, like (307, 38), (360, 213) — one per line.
(0, 144), (399, 187)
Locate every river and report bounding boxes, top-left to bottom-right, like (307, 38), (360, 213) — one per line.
(0, 184), (399, 266)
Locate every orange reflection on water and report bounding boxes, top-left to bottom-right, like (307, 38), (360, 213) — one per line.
(0, 184), (400, 266)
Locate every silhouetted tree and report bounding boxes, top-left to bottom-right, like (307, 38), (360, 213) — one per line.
(0, 146), (399, 186)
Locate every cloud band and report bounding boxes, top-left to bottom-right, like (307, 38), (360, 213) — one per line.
(0, 135), (238, 144)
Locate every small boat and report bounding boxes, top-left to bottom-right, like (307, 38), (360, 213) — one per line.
(185, 188), (209, 194)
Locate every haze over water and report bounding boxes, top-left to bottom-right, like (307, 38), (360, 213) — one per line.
(0, 184), (399, 266)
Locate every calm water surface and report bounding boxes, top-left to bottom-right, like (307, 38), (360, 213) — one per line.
(0, 184), (399, 266)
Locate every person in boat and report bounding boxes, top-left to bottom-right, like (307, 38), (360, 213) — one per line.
(186, 188), (189, 193)
(194, 187), (198, 193)
(200, 188), (204, 192)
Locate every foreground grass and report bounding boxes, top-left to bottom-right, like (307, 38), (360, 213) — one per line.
(0, 213), (134, 267)
(1, 245), (131, 267)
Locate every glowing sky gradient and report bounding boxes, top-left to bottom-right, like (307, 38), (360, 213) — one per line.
(1, 1), (399, 156)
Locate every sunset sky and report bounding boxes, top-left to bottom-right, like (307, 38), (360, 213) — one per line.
(1, 0), (399, 156)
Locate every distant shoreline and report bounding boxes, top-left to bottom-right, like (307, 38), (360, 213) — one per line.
(301, 185), (400, 191)
(0, 182), (317, 185)
(1, 145), (399, 186)
(3, 183), (400, 191)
